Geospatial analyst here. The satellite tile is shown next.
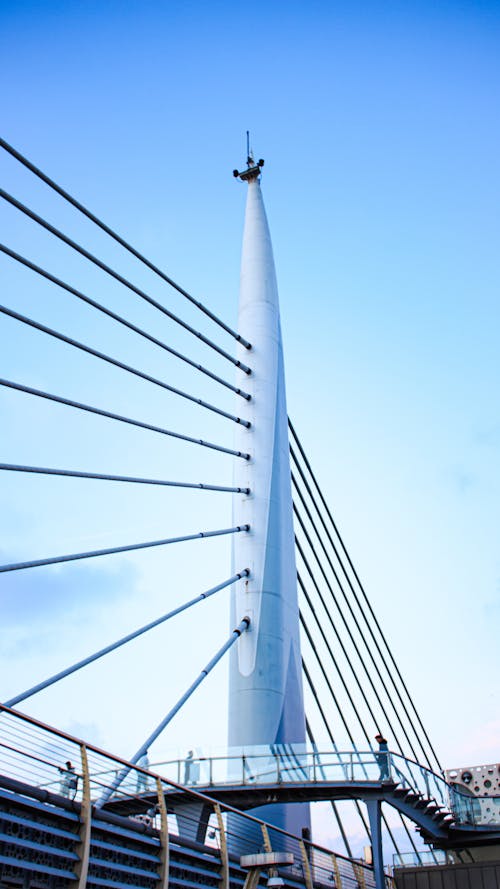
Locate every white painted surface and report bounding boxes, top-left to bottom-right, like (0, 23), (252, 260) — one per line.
(228, 176), (308, 835)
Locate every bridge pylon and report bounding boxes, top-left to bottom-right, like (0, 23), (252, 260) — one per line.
(229, 154), (310, 839)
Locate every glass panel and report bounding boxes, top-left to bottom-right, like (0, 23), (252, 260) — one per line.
(244, 753), (278, 783)
(311, 751), (351, 782)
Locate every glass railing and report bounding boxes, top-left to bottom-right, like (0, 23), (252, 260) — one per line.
(152, 747), (385, 788)
(0, 705), (383, 888)
(393, 850), (449, 868)
(388, 752), (500, 827)
(151, 746), (500, 828)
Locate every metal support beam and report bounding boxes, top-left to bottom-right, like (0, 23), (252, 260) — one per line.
(96, 617), (250, 806)
(5, 570), (249, 707)
(366, 799), (385, 889)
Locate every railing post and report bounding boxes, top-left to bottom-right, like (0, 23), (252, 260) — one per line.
(422, 767), (430, 798)
(242, 754), (246, 785)
(299, 840), (313, 889)
(260, 823), (272, 852)
(156, 777), (169, 889)
(242, 871), (262, 889)
(213, 803), (229, 889)
(313, 752), (317, 783)
(331, 853), (342, 888)
(210, 757), (213, 786)
(353, 862), (367, 889)
(73, 743), (91, 889)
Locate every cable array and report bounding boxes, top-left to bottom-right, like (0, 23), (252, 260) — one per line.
(0, 137), (443, 865)
(291, 419), (440, 860)
(0, 245), (251, 399)
(0, 137), (252, 349)
(0, 137), (258, 788)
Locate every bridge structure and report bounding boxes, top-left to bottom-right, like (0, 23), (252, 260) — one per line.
(0, 136), (498, 889)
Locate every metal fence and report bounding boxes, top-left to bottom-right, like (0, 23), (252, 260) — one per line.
(0, 704), (383, 889)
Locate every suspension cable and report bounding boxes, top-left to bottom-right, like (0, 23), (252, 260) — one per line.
(295, 505), (410, 755)
(292, 444), (437, 772)
(0, 304), (251, 427)
(298, 572), (379, 734)
(0, 463), (249, 495)
(301, 655), (400, 857)
(96, 616), (251, 806)
(0, 245), (250, 400)
(302, 614), (417, 859)
(0, 524), (250, 573)
(0, 378), (250, 460)
(299, 548), (422, 859)
(5, 571), (249, 707)
(293, 489), (417, 762)
(304, 716), (355, 859)
(289, 417), (441, 771)
(0, 137), (251, 350)
(0, 189), (251, 374)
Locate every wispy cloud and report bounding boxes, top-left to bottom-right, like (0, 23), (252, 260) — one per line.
(1, 560), (139, 647)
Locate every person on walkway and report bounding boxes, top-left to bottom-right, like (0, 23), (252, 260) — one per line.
(184, 750), (199, 784)
(136, 752), (150, 794)
(374, 734), (390, 781)
(58, 761), (78, 798)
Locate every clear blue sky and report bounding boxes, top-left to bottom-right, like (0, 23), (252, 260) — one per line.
(1, 0), (499, 853)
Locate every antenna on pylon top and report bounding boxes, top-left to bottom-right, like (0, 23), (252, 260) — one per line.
(233, 132), (264, 182)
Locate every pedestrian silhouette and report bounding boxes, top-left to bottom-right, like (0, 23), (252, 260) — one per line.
(58, 761), (78, 798)
(184, 750), (199, 784)
(374, 734), (390, 781)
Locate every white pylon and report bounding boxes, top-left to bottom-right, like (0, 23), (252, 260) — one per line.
(229, 158), (310, 837)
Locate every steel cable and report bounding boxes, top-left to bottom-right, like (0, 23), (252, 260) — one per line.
(0, 136), (252, 349)
(0, 463), (249, 495)
(293, 477), (423, 765)
(291, 444), (438, 772)
(0, 245), (251, 400)
(289, 418), (441, 771)
(0, 304), (251, 427)
(5, 571), (249, 707)
(0, 188), (251, 373)
(0, 524), (250, 573)
(294, 502), (409, 758)
(0, 378), (250, 460)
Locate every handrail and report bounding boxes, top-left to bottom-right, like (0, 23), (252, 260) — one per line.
(0, 704), (378, 869)
(0, 704), (496, 830)
(148, 748), (500, 828)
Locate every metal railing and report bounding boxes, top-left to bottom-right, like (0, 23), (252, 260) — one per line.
(153, 747), (384, 787)
(0, 705), (382, 888)
(150, 746), (500, 827)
